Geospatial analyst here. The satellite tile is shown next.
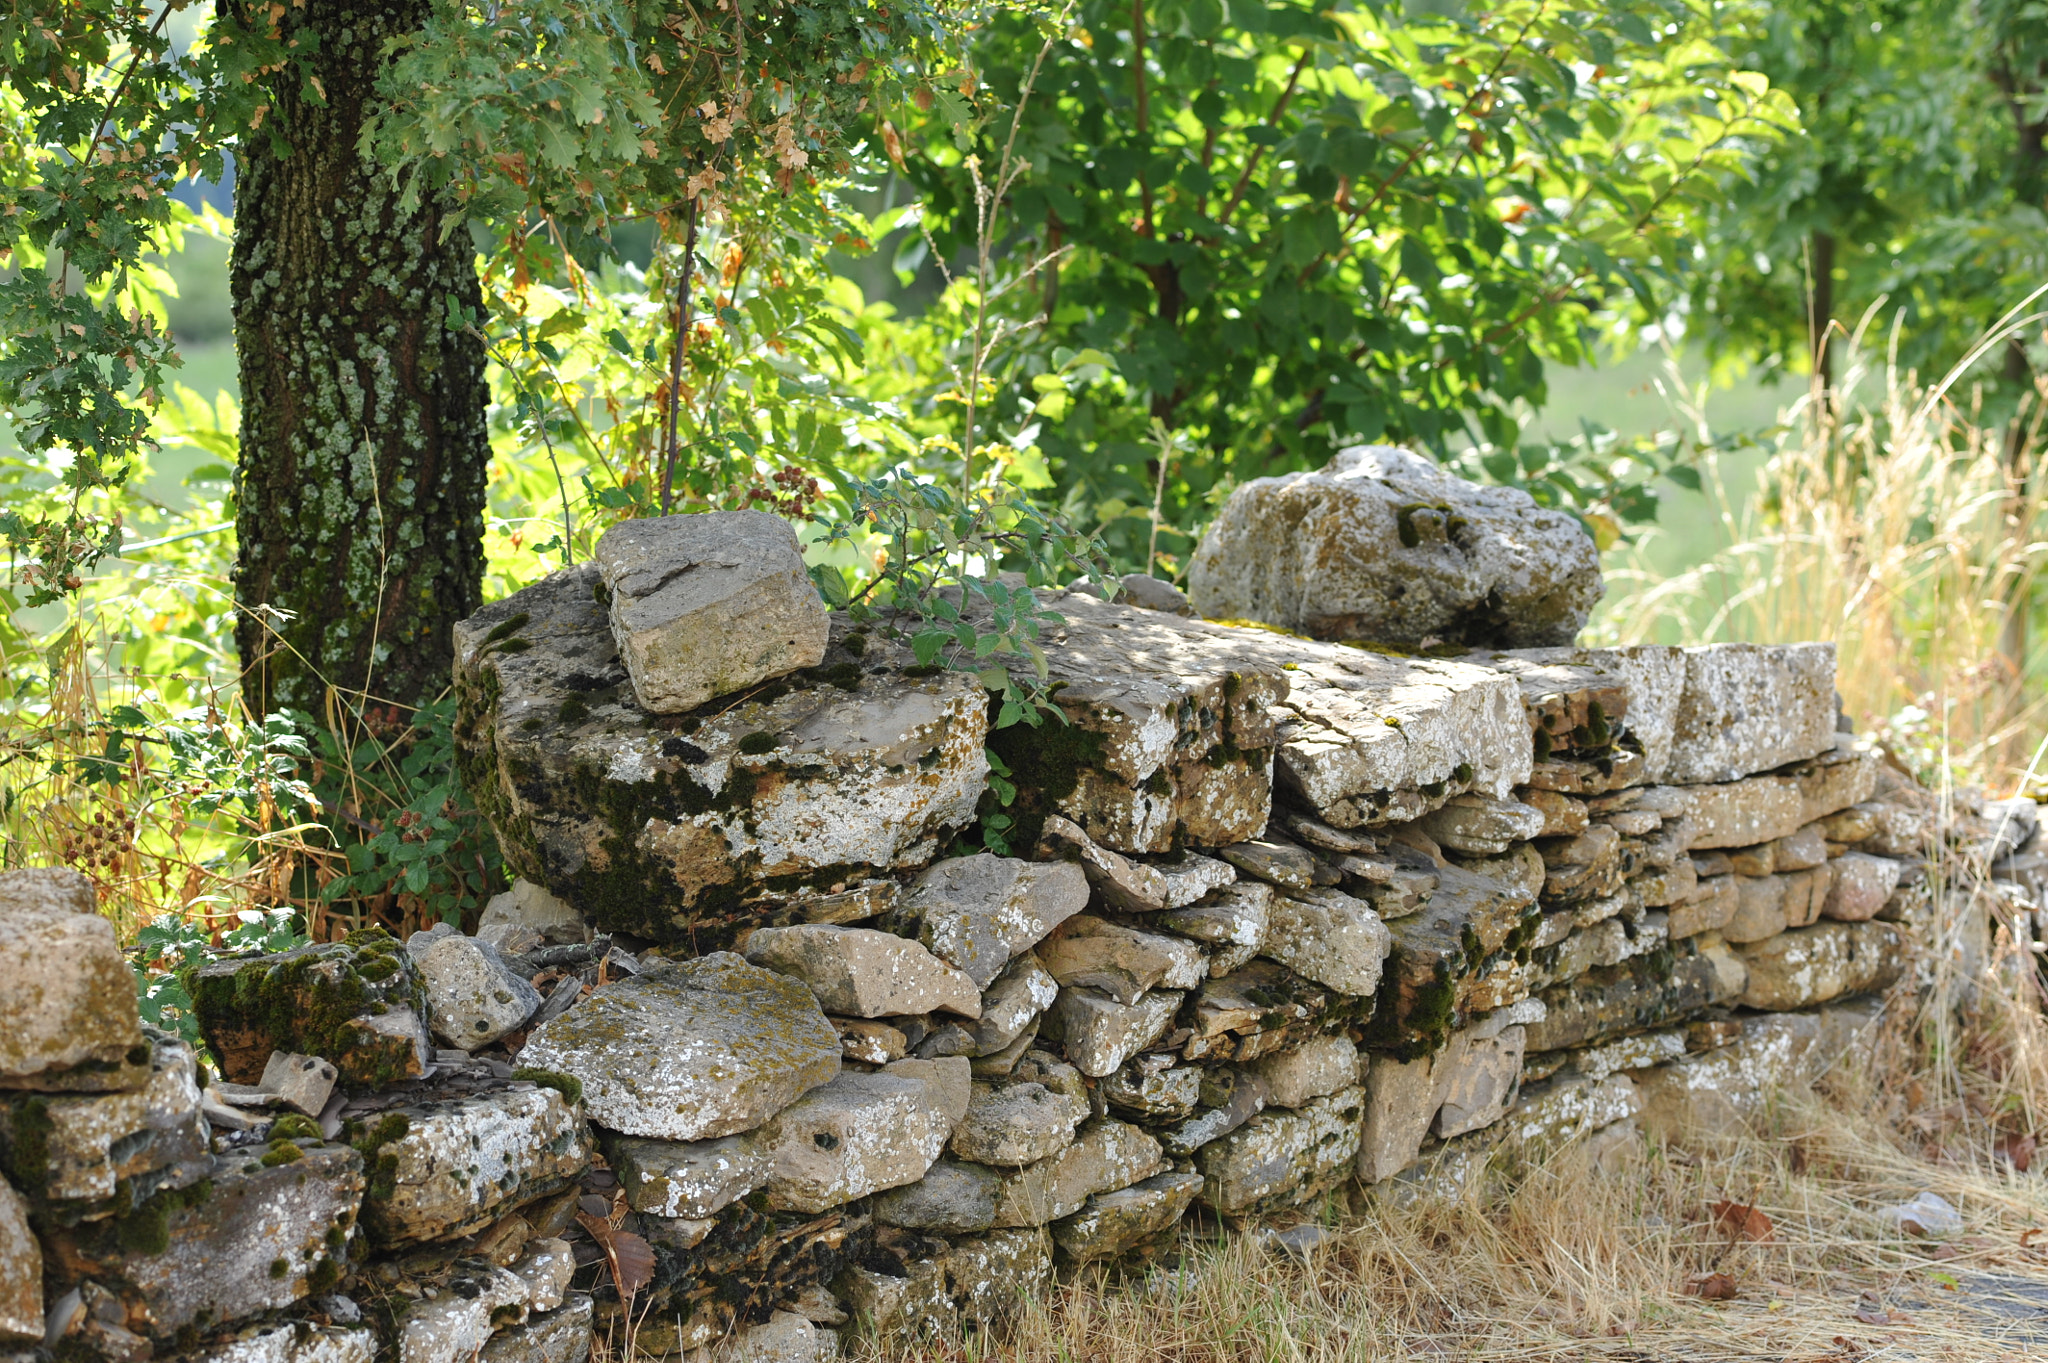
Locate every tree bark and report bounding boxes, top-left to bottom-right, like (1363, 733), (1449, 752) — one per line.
(1809, 228), (1835, 394)
(231, 0), (490, 719)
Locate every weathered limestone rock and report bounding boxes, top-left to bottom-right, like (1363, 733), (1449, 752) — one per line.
(1522, 788), (1590, 837)
(1356, 1051), (1438, 1183)
(951, 1083), (1078, 1167)
(898, 854), (1089, 989)
(190, 931), (429, 1087)
(989, 1119), (1167, 1227)
(1051, 1171), (1203, 1263)
(873, 1159), (1002, 1234)
(1673, 778), (1806, 851)
(985, 591), (1290, 853)
(1219, 839), (1319, 891)
(1669, 874), (1738, 940)
(397, 1260), (532, 1363)
(1196, 1086), (1367, 1214)
(883, 1056), (973, 1129)
(1465, 646), (1687, 779)
(593, 511), (829, 714)
(1040, 988), (1183, 1077)
(1260, 888), (1389, 996)
(0, 868), (147, 1092)
(258, 1051), (339, 1119)
(0, 1033), (209, 1205)
(1825, 852), (1904, 922)
(50, 1141), (363, 1337)
(1245, 1036), (1360, 1110)
(1736, 921), (1905, 1011)
(1101, 1058), (1202, 1117)
(1159, 854), (1237, 908)
(1369, 858), (1541, 1056)
(1160, 882), (1271, 974)
(410, 933), (543, 1048)
(743, 925), (981, 1019)
(480, 1296), (593, 1363)
(1418, 794), (1547, 856)
(605, 1132), (770, 1220)
(1663, 644), (1837, 784)
(1033, 816), (1168, 912)
(835, 1018), (906, 1064)
(1629, 1003), (1886, 1144)
(759, 1071), (953, 1212)
(941, 1226), (1054, 1323)
(0, 1174), (37, 1345)
(1495, 1072), (1639, 1162)
(359, 1085), (590, 1244)
(1560, 1028), (1687, 1081)
(1433, 1026), (1524, 1138)
(1159, 1069), (1269, 1157)
(1035, 917), (1205, 1005)
(1188, 445), (1602, 647)
(188, 1323), (379, 1363)
(1524, 936), (1748, 1053)
(480, 879), (588, 946)
(453, 565), (988, 942)
(705, 1309), (832, 1363)
(517, 954), (839, 1142)
(1103, 572), (1194, 616)
(1723, 874), (1788, 944)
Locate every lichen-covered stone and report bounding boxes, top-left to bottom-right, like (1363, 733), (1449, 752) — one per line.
(0, 1033), (209, 1206)
(1033, 816), (1169, 912)
(1196, 1085), (1366, 1214)
(705, 1309), (833, 1363)
(1188, 445), (1602, 647)
(1736, 921), (1905, 1011)
(1040, 987), (1183, 1077)
(1722, 874), (1789, 944)
(872, 1159), (1002, 1234)
(189, 930), (429, 1087)
(1663, 644), (1837, 784)
(410, 934), (543, 1049)
(759, 1071), (952, 1212)
(1260, 888), (1390, 996)
(479, 879), (588, 946)
(1158, 854), (1237, 908)
(1050, 1171), (1203, 1263)
(1824, 852), (1904, 922)
(1367, 858), (1541, 1058)
(47, 1141), (363, 1338)
(1463, 646), (1686, 778)
(1433, 1025), (1524, 1138)
(397, 1260), (530, 1363)
(453, 565), (988, 943)
(1035, 917), (1205, 1005)
(896, 854), (1088, 990)
(594, 511), (829, 715)
(0, 1174), (37, 1345)
(988, 1118), (1166, 1227)
(516, 954), (839, 1142)
(605, 1132), (770, 1220)
(358, 1085), (590, 1245)
(479, 1295), (593, 1363)
(1244, 1035), (1360, 1110)
(951, 1082), (1078, 1167)
(0, 868), (147, 1092)
(1417, 794), (1547, 856)
(1159, 882), (1272, 974)
(1101, 1059), (1202, 1117)
(1524, 936), (1747, 1053)
(1668, 874), (1737, 940)
(743, 924), (981, 1019)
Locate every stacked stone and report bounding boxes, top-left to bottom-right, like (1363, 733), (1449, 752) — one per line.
(2, 467), (2017, 1363)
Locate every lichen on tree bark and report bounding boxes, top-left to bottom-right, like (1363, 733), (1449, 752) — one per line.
(230, 0), (489, 716)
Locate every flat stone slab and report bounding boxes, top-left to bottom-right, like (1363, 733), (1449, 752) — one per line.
(1245, 1035), (1361, 1109)
(1260, 888), (1389, 996)
(742, 924), (981, 1018)
(1041, 987), (1183, 1077)
(0, 1033), (209, 1206)
(184, 1323), (378, 1363)
(951, 1082), (1079, 1167)
(989, 1118), (1166, 1227)
(479, 1296), (593, 1363)
(1035, 916), (1205, 1005)
(517, 953), (839, 1141)
(1457, 646), (1685, 777)
(894, 854), (1089, 990)
(1663, 643), (1837, 784)
(1737, 921), (1905, 1011)
(594, 510), (829, 715)
(1367, 856), (1541, 1058)
(1050, 1170), (1203, 1262)
(1196, 1085), (1367, 1214)
(357, 1084), (591, 1244)
(454, 564), (988, 944)
(1524, 936), (1748, 1053)
(873, 1159), (1003, 1234)
(0, 1173), (38, 1345)
(759, 1071), (952, 1212)
(1188, 445), (1602, 647)
(0, 868), (147, 1092)
(605, 1131), (770, 1220)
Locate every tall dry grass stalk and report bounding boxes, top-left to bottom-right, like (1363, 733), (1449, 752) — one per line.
(1598, 295), (2048, 793)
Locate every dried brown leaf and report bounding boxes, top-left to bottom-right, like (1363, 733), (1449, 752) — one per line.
(1688, 1272), (1739, 1301)
(1710, 1199), (1775, 1243)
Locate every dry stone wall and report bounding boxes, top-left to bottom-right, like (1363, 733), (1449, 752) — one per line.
(1, 453), (2028, 1363)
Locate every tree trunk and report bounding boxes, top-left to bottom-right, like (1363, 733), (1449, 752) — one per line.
(1810, 228), (1835, 394)
(231, 0), (490, 720)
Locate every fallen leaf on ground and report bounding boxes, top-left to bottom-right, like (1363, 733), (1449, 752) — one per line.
(1995, 1132), (2036, 1173)
(577, 1212), (655, 1298)
(1711, 1199), (1775, 1242)
(2022, 1227), (2046, 1249)
(1853, 1289), (1912, 1326)
(1688, 1273), (1739, 1301)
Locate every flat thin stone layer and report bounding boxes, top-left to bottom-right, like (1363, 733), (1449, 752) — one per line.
(1663, 643), (1838, 784)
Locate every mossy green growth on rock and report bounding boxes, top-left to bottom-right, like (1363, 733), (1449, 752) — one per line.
(186, 930), (427, 1087)
(511, 1068), (583, 1106)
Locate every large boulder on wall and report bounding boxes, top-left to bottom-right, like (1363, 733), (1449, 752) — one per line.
(1187, 445), (1603, 648)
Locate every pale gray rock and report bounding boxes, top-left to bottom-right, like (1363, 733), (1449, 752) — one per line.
(1101, 1059), (1201, 1118)
(1159, 1070), (1269, 1158)
(1432, 1025), (1525, 1138)
(1040, 987), (1183, 1077)
(1722, 874), (1789, 944)
(989, 1118), (1167, 1227)
(1033, 816), (1169, 912)
(1008, 1052), (1092, 1128)
(1668, 874), (1738, 940)
(1051, 1170), (1203, 1262)
(186, 1324), (378, 1363)
(0, 1032), (208, 1204)
(1110, 573), (1194, 615)
(1565, 1029), (1687, 1081)
(517, 953), (839, 1142)
(959, 954), (1059, 1058)
(940, 1226), (1055, 1323)
(1664, 643), (1838, 784)
(1772, 824), (1829, 872)
(759, 1070), (953, 1212)
(1671, 777), (1807, 850)
(1259, 889), (1389, 996)
(258, 1051), (338, 1119)
(1737, 921), (1906, 1010)
(1356, 1051), (1439, 1184)
(873, 1159), (1002, 1234)
(1035, 917), (1205, 1005)
(1188, 445), (1602, 646)
(1159, 883), (1272, 978)
(507, 1238), (576, 1312)
(1218, 839), (1318, 891)
(1158, 854), (1236, 909)
(0, 868), (146, 1091)
(47, 1142), (363, 1337)
(0, 1174), (37, 1345)
(604, 1132), (769, 1220)
(901, 853), (1090, 988)
(479, 1296), (593, 1363)
(1464, 645), (1687, 781)
(1245, 1035), (1360, 1110)
(594, 511), (829, 713)
(1197, 1086), (1367, 1214)
(1879, 1191), (1963, 1239)
(1824, 852), (1904, 922)
(951, 1083), (1078, 1167)
(479, 879), (588, 946)
(1417, 794), (1546, 856)
(398, 1261), (530, 1363)
(742, 924), (981, 1019)
(707, 1310), (834, 1363)
(453, 566), (990, 934)
(413, 934), (543, 1048)
(882, 1056), (974, 1129)
(1525, 936), (1748, 1053)
(362, 1085), (591, 1245)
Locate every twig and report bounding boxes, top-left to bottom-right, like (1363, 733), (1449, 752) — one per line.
(658, 193), (704, 515)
